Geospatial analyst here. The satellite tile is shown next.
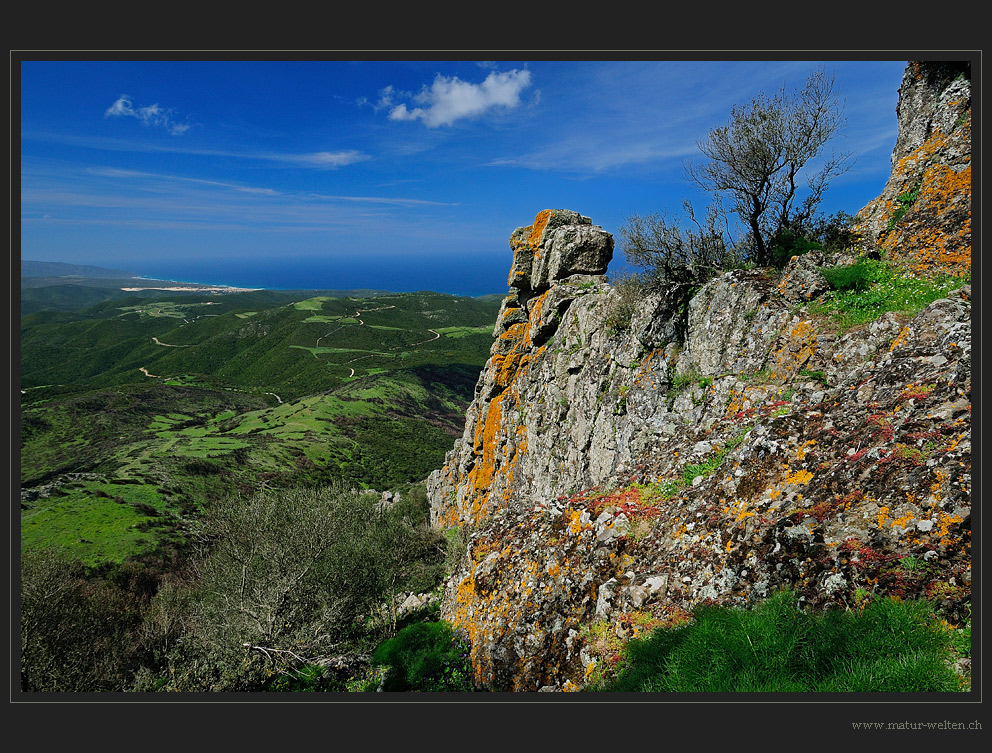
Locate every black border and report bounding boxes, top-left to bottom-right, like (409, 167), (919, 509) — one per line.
(8, 46), (983, 746)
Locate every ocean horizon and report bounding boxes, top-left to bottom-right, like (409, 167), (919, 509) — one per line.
(123, 254), (513, 298)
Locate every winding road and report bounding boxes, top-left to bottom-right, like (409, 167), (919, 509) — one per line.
(138, 301), (445, 387)
(311, 305), (442, 376)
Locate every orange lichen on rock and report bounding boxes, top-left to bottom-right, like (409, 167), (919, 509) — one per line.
(507, 209), (555, 286)
(880, 161), (971, 276)
(770, 319), (818, 381)
(876, 118), (971, 276)
(786, 468), (814, 486)
(464, 400), (503, 519)
(528, 209), (553, 248)
(444, 501), (616, 689)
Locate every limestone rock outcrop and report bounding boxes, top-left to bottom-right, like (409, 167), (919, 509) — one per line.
(426, 62), (971, 692)
(854, 61), (971, 275)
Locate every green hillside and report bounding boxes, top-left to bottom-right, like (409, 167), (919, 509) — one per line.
(20, 289), (500, 566)
(21, 290), (498, 399)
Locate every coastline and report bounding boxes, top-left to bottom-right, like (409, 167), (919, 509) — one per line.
(121, 275), (262, 293)
(120, 284), (263, 293)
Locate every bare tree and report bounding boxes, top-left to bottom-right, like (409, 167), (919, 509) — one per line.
(619, 198), (741, 289)
(616, 199), (743, 339)
(684, 67), (853, 266)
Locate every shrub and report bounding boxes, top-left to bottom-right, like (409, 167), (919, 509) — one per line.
(603, 273), (644, 334)
(767, 227), (822, 269)
(152, 483), (449, 691)
(813, 210), (859, 253)
(820, 261), (877, 292)
(620, 201), (743, 290)
(372, 620), (475, 692)
(266, 663), (346, 692)
(20, 549), (155, 692)
(619, 202), (744, 341)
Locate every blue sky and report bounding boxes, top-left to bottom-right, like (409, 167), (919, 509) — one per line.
(19, 57), (909, 295)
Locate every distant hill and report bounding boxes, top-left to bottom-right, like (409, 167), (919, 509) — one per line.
(19, 284), (137, 316)
(18, 259), (402, 315)
(21, 260), (138, 279)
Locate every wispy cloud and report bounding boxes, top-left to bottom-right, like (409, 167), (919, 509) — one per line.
(487, 139), (700, 174)
(21, 159), (459, 239)
(305, 193), (459, 207)
(82, 167), (450, 206)
(23, 130), (371, 170)
(104, 94), (191, 135)
(267, 150), (371, 168)
(385, 69), (532, 128)
(87, 166), (280, 195)
(479, 61), (895, 177)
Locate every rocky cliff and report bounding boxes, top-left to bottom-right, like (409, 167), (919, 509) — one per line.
(854, 61), (971, 275)
(426, 62), (972, 692)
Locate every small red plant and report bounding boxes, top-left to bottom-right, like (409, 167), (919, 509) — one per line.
(899, 383), (936, 401)
(906, 431), (942, 441)
(808, 499), (841, 522)
(866, 414), (895, 442)
(586, 486), (663, 521)
(839, 538), (897, 568)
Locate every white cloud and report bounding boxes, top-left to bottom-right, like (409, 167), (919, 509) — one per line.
(305, 192), (458, 207)
(26, 130), (370, 170)
(104, 94), (190, 135)
(375, 85), (396, 111)
(386, 69), (532, 128)
(274, 150), (371, 168)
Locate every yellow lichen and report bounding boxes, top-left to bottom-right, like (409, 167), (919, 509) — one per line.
(785, 469), (814, 486)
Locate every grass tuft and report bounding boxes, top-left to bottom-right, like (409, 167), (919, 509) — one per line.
(591, 590), (963, 692)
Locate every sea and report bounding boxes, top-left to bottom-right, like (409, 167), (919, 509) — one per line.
(129, 254), (512, 298)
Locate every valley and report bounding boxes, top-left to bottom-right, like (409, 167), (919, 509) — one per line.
(20, 285), (501, 567)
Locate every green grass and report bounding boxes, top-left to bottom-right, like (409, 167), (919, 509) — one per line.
(21, 368), (478, 565)
(288, 345), (393, 356)
(681, 426), (750, 486)
(811, 258), (969, 332)
(21, 488), (173, 566)
(434, 325), (493, 339)
(886, 182), (922, 231)
(591, 590), (965, 692)
(819, 261), (875, 292)
(293, 297), (333, 311)
(799, 368), (829, 386)
(303, 315), (359, 323)
(948, 606), (971, 658)
(116, 301), (218, 319)
(667, 369), (706, 400)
